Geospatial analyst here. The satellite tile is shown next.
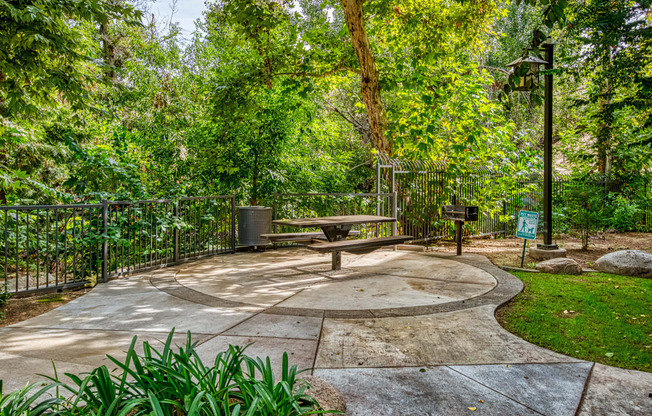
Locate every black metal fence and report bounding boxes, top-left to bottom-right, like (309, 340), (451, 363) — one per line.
(2, 166), (650, 294)
(376, 155), (652, 242)
(1, 196), (236, 295)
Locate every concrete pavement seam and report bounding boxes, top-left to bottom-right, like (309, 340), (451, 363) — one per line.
(310, 310), (326, 376)
(312, 361), (585, 370)
(573, 362), (596, 416)
(212, 287), (311, 337)
(151, 252), (522, 319)
(445, 364), (548, 415)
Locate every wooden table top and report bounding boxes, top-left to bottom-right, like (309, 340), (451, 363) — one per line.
(272, 215), (396, 228)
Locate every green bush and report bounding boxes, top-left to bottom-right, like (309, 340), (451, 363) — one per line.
(552, 207), (571, 235)
(610, 194), (643, 231)
(0, 329), (336, 416)
(566, 186), (607, 250)
(0, 286), (11, 320)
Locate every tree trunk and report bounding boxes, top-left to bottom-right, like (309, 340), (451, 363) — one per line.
(340, 0), (391, 155)
(100, 20), (116, 82)
(251, 147), (259, 206)
(596, 47), (613, 174)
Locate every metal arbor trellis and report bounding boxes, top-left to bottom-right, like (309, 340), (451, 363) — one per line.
(375, 154), (504, 242)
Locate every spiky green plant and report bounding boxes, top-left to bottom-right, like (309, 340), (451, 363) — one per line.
(22, 328), (341, 416)
(0, 381), (62, 416)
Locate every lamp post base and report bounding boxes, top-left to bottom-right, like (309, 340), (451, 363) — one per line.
(529, 245), (567, 261)
(537, 243), (559, 250)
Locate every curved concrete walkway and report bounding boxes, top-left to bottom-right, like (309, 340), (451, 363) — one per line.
(0, 249), (650, 415)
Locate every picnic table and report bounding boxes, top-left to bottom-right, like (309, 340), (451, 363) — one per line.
(266, 215), (412, 270)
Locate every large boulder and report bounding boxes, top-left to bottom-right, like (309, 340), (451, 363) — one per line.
(300, 375), (347, 413)
(595, 250), (652, 278)
(536, 257), (583, 275)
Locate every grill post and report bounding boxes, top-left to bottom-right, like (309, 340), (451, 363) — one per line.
(456, 221), (463, 256)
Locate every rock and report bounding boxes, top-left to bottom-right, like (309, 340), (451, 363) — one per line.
(535, 258), (583, 275)
(595, 250), (652, 278)
(299, 375), (347, 413)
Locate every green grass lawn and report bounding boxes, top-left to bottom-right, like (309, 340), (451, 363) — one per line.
(498, 271), (652, 372)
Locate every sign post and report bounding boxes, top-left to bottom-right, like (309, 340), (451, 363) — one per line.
(442, 205), (479, 256)
(516, 210), (539, 267)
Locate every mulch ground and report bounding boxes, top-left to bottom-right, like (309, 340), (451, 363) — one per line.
(0, 289), (86, 327)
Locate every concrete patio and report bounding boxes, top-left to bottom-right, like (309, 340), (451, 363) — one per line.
(0, 249), (650, 415)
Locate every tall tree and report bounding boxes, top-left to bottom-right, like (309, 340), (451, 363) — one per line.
(565, 0), (652, 174)
(0, 0), (141, 116)
(340, 0), (390, 155)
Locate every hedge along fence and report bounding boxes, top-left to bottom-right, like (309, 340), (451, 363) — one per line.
(504, 174), (652, 236)
(1, 196), (236, 295)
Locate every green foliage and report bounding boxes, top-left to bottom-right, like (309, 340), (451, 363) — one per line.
(0, 0), (141, 117)
(0, 380), (63, 416)
(609, 194), (643, 232)
(0, 285), (10, 320)
(0, 0), (648, 210)
(565, 185), (607, 250)
(558, 0), (652, 174)
(503, 271), (652, 372)
(0, 329), (334, 415)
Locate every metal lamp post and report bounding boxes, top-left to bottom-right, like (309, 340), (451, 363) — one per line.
(508, 38), (558, 250)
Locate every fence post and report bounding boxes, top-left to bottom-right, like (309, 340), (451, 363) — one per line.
(376, 163), (381, 217)
(392, 192), (398, 236)
(503, 199), (507, 237)
(173, 200), (179, 263)
(231, 195), (236, 253)
(101, 199), (108, 283)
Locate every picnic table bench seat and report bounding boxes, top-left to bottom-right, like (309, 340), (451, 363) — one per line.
(307, 235), (412, 269)
(307, 235), (412, 253)
(261, 230), (360, 243)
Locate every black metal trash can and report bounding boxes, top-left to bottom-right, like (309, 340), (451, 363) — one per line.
(237, 206), (272, 247)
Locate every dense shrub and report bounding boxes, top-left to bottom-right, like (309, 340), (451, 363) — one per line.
(0, 329), (335, 416)
(609, 194), (644, 231)
(565, 186), (607, 250)
(0, 287), (11, 320)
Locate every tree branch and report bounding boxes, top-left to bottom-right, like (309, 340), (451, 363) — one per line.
(272, 65), (361, 78)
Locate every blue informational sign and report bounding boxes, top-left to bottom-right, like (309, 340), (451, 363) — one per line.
(516, 210), (539, 240)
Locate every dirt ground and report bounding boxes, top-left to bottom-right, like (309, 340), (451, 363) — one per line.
(430, 232), (652, 269)
(0, 289), (86, 327)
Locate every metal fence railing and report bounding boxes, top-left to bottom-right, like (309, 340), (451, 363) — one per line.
(1, 196), (236, 295)
(376, 154), (652, 242)
(0, 204), (104, 295)
(272, 193), (396, 245)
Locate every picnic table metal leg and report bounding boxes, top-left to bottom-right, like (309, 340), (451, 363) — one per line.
(332, 251), (341, 270)
(321, 225), (352, 242)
